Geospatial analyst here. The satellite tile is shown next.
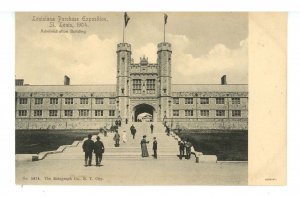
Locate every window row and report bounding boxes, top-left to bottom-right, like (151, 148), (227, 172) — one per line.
(17, 110), (116, 117)
(173, 97), (241, 105)
(132, 79), (156, 94)
(18, 98), (116, 105)
(172, 110), (242, 117)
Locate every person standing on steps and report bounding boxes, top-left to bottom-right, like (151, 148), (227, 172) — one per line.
(152, 137), (158, 159)
(130, 124), (136, 139)
(150, 123), (154, 134)
(122, 130), (127, 143)
(113, 130), (120, 147)
(94, 136), (105, 166)
(82, 134), (95, 166)
(140, 135), (149, 157)
(185, 138), (192, 159)
(178, 138), (185, 160)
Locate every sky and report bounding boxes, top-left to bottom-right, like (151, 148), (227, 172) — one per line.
(16, 12), (248, 85)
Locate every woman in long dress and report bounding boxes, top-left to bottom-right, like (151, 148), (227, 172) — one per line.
(140, 135), (149, 157)
(122, 130), (127, 143)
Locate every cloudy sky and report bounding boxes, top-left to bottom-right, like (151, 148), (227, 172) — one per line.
(16, 12), (248, 85)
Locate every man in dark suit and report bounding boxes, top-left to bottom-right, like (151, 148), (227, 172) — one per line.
(82, 134), (94, 166)
(94, 136), (105, 166)
(152, 137), (158, 159)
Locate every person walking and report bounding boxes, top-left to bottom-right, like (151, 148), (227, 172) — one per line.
(82, 134), (95, 166)
(122, 130), (127, 143)
(152, 137), (158, 159)
(94, 136), (105, 166)
(150, 123), (154, 134)
(140, 135), (149, 157)
(130, 124), (136, 139)
(178, 139), (185, 160)
(113, 130), (120, 147)
(185, 139), (192, 159)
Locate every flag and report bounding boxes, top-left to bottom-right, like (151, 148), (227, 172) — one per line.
(124, 12), (130, 27)
(164, 14), (168, 25)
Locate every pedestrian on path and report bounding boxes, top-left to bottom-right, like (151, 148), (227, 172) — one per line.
(113, 130), (120, 147)
(94, 136), (105, 166)
(82, 134), (95, 166)
(178, 139), (185, 160)
(150, 123), (154, 134)
(152, 137), (158, 159)
(185, 138), (192, 159)
(130, 124), (136, 139)
(140, 135), (149, 157)
(122, 130), (127, 143)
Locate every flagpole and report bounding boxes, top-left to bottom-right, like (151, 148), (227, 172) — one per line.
(123, 21), (125, 43)
(164, 20), (165, 42)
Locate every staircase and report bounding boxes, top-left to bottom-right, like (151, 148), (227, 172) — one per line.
(45, 122), (179, 161)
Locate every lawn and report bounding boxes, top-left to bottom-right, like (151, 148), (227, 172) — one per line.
(177, 130), (248, 161)
(15, 130), (99, 154)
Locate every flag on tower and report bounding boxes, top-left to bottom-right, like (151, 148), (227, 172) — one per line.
(124, 12), (130, 27)
(164, 14), (168, 25)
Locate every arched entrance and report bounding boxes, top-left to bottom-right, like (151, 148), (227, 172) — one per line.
(132, 104), (155, 122)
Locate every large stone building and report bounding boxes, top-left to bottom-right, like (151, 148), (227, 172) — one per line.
(15, 41), (248, 130)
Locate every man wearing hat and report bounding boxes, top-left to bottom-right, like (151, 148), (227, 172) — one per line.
(82, 134), (95, 166)
(94, 136), (105, 166)
(152, 137), (158, 159)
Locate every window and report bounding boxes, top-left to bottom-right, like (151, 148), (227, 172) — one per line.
(19, 98), (27, 104)
(79, 109), (89, 117)
(173, 110), (179, 117)
(216, 110), (225, 117)
(95, 98), (104, 104)
(232, 98), (240, 104)
(200, 110), (209, 117)
(65, 98), (73, 104)
(109, 98), (116, 104)
(232, 110), (241, 117)
(216, 97), (225, 104)
(34, 98), (43, 104)
(64, 110), (73, 117)
(34, 110), (42, 117)
(133, 79), (142, 94)
(173, 98), (179, 104)
(185, 98), (193, 104)
(146, 79), (155, 94)
(18, 110), (27, 116)
(49, 110), (58, 117)
(185, 110), (193, 116)
(95, 110), (104, 116)
(200, 97), (209, 104)
(80, 98), (88, 104)
(50, 98), (58, 104)
(109, 110), (115, 116)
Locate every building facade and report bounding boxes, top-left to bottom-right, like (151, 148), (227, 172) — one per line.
(15, 42), (248, 130)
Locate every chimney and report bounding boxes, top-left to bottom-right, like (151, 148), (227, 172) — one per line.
(64, 75), (70, 85)
(221, 75), (227, 85)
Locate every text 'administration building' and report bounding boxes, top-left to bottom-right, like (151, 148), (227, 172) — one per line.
(15, 42), (248, 130)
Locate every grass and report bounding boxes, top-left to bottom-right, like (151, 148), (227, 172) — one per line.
(177, 130), (248, 161)
(15, 130), (99, 154)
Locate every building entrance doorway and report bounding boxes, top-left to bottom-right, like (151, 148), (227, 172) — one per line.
(132, 104), (155, 122)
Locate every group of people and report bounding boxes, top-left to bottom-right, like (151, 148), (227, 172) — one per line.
(140, 135), (158, 159)
(82, 134), (105, 167)
(178, 138), (193, 160)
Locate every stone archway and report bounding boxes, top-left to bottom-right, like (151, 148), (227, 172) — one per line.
(132, 104), (156, 122)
